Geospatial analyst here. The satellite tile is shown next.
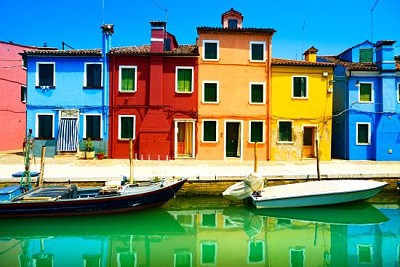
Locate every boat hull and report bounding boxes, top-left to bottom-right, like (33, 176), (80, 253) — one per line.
(251, 180), (387, 209)
(0, 178), (187, 217)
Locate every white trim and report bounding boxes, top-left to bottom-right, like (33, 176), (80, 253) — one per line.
(277, 120), (294, 144)
(175, 66), (194, 93)
(35, 113), (55, 138)
(200, 241), (217, 265)
(202, 40), (220, 61)
(150, 38), (164, 42)
(356, 122), (371, 145)
(202, 81), (220, 103)
(357, 244), (373, 264)
(249, 82), (266, 104)
(224, 120), (243, 160)
(249, 120), (265, 143)
(292, 75), (308, 99)
(249, 41), (266, 62)
(351, 71), (380, 76)
(201, 119), (218, 143)
(36, 62), (55, 87)
(397, 82), (400, 103)
(358, 81), (374, 103)
(174, 251), (192, 267)
(84, 62), (103, 87)
(118, 115), (136, 140)
(118, 65), (137, 92)
(83, 113), (102, 139)
(247, 240), (265, 264)
(289, 247), (305, 267)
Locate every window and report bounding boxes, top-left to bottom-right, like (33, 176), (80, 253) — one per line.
(360, 48), (373, 63)
(357, 245), (373, 264)
(248, 241), (264, 263)
(278, 121), (293, 142)
(118, 115), (135, 140)
(228, 19), (238, 29)
(201, 242), (217, 265)
(119, 66), (137, 92)
(85, 63), (102, 88)
(203, 82), (219, 103)
(203, 41), (219, 60)
(250, 83), (265, 103)
(201, 214), (216, 228)
(398, 83), (400, 103)
(356, 123), (370, 145)
(293, 76), (307, 98)
(202, 120), (217, 142)
(290, 247), (305, 267)
(85, 114), (101, 139)
(250, 121), (264, 143)
(36, 114), (53, 139)
(359, 82), (373, 102)
(174, 251), (192, 267)
(21, 86), (26, 103)
(36, 62), (55, 87)
(250, 42), (265, 62)
(176, 67), (193, 93)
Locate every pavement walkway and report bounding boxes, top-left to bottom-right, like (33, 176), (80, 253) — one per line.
(1, 152), (400, 184)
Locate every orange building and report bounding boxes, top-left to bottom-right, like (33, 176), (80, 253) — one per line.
(196, 9), (275, 160)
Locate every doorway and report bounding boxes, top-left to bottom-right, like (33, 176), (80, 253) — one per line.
(302, 126), (316, 158)
(225, 122), (241, 158)
(175, 121), (194, 158)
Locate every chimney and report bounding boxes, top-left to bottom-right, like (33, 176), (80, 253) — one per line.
(221, 8), (243, 29)
(150, 21), (166, 53)
(303, 46), (318, 62)
(101, 24), (114, 55)
(375, 40), (396, 70)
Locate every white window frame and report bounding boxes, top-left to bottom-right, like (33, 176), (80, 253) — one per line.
(174, 251), (193, 267)
(358, 81), (374, 103)
(289, 247), (306, 267)
(84, 62), (103, 87)
(277, 120), (294, 144)
(292, 76), (308, 99)
(357, 244), (373, 264)
(175, 66), (194, 93)
(35, 113), (54, 138)
(118, 115), (136, 140)
(249, 120), (265, 143)
(247, 240), (265, 264)
(249, 41), (266, 62)
(202, 120), (218, 143)
(83, 113), (102, 139)
(118, 65), (137, 92)
(356, 122), (371, 145)
(202, 81), (219, 103)
(36, 62), (55, 87)
(397, 82), (400, 103)
(202, 40), (219, 61)
(249, 82), (266, 104)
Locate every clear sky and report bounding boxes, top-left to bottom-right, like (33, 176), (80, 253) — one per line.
(1, 0), (399, 59)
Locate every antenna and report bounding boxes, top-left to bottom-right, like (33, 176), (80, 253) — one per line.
(152, 1), (168, 22)
(101, 0), (105, 25)
(301, 20), (306, 60)
(370, 0), (379, 42)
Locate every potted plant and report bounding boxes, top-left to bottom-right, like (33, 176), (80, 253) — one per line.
(97, 141), (105, 160)
(77, 140), (86, 159)
(84, 137), (95, 160)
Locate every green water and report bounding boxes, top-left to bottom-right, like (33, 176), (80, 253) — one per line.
(0, 195), (398, 267)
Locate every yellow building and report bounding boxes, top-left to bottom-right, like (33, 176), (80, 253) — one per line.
(196, 9), (275, 160)
(270, 47), (335, 160)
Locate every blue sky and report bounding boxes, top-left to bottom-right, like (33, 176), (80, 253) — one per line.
(1, 0), (399, 59)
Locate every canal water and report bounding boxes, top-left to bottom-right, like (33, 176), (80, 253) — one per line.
(0, 194), (398, 267)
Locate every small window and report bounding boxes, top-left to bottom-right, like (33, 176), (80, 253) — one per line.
(360, 48), (373, 63)
(85, 115), (101, 139)
(201, 242), (217, 265)
(119, 66), (137, 92)
(248, 241), (264, 263)
(250, 121), (264, 143)
(278, 121), (293, 142)
(290, 248), (305, 267)
(203, 82), (218, 103)
(201, 214), (216, 228)
(397, 83), (400, 103)
(36, 62), (55, 87)
(358, 245), (373, 264)
(203, 41), (219, 60)
(293, 76), (307, 98)
(174, 251), (192, 267)
(118, 115), (135, 140)
(357, 123), (370, 145)
(176, 67), (193, 93)
(250, 42), (265, 62)
(21, 86), (27, 103)
(203, 120), (217, 142)
(228, 19), (238, 29)
(85, 63), (102, 88)
(37, 114), (53, 139)
(250, 83), (265, 103)
(359, 83), (373, 102)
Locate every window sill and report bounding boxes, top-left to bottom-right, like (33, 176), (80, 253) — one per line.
(83, 86), (103, 89)
(202, 101), (219, 104)
(175, 91), (193, 94)
(118, 90), (137, 93)
(35, 86), (55, 89)
(277, 141), (294, 144)
(35, 137), (54, 140)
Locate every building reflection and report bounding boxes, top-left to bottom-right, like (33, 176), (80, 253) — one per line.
(0, 203), (398, 267)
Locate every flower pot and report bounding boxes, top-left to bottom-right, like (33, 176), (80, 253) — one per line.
(97, 153), (104, 160)
(85, 151), (95, 160)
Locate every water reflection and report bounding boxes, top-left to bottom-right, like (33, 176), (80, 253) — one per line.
(0, 201), (398, 267)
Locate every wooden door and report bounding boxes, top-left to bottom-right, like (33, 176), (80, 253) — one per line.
(302, 127), (315, 158)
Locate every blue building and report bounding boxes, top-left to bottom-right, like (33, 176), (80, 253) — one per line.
(320, 40), (400, 160)
(22, 25), (113, 157)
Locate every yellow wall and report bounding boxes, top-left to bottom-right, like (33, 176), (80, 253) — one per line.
(197, 32), (272, 161)
(270, 65), (333, 160)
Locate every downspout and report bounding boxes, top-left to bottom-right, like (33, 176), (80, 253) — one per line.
(266, 35), (273, 161)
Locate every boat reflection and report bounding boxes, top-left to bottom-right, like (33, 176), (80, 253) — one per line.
(0, 202), (397, 267)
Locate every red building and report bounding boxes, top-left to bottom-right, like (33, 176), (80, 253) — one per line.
(108, 22), (198, 159)
(0, 41), (48, 152)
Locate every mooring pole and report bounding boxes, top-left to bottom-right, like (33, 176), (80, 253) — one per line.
(316, 139), (320, 180)
(38, 145), (46, 186)
(254, 142), (258, 174)
(129, 139), (134, 184)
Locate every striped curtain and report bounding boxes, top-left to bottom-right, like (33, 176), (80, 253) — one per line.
(57, 119), (79, 152)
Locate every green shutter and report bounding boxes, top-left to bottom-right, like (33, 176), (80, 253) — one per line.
(251, 43), (264, 61)
(121, 68), (135, 91)
(39, 64), (54, 87)
(205, 43), (217, 59)
(204, 83), (217, 102)
(357, 124), (369, 144)
(86, 115), (100, 139)
(359, 83), (372, 102)
(360, 48), (373, 63)
(251, 84), (263, 103)
(203, 121), (216, 141)
(177, 69), (192, 92)
(251, 122), (263, 142)
(279, 121), (292, 142)
(121, 117), (133, 139)
(293, 77), (306, 97)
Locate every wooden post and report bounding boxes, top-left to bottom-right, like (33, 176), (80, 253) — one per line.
(38, 145), (46, 186)
(129, 139), (133, 184)
(254, 142), (258, 174)
(316, 139), (320, 180)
